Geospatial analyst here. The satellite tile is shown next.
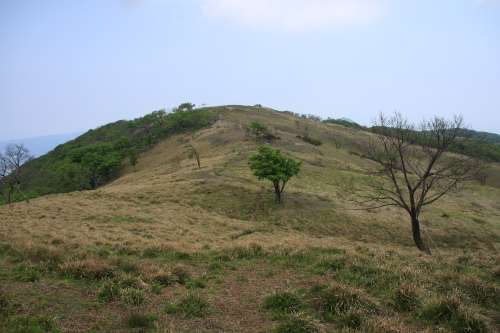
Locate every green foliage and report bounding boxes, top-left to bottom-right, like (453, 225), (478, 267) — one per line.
(323, 118), (366, 131)
(250, 122), (268, 138)
(14, 103), (217, 201)
(248, 146), (301, 203)
(127, 147), (139, 172)
(175, 102), (196, 112)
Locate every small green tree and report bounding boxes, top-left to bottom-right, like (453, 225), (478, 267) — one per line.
(250, 122), (267, 139)
(176, 102), (196, 112)
(248, 146), (302, 203)
(128, 147), (139, 172)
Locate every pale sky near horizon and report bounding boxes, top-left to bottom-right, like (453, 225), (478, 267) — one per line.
(1, 0), (499, 142)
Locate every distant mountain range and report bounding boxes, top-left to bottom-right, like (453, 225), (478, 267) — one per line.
(0, 131), (85, 158)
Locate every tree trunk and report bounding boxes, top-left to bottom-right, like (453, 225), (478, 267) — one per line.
(8, 182), (15, 204)
(274, 182), (283, 203)
(411, 216), (431, 254)
(0, 190), (8, 205)
(17, 182), (30, 204)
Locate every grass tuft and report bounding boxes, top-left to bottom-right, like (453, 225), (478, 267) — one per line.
(392, 280), (421, 312)
(421, 294), (462, 324)
(272, 312), (325, 333)
(125, 311), (155, 329)
(367, 317), (410, 333)
(121, 288), (146, 306)
(145, 268), (174, 286)
(171, 264), (191, 285)
(165, 293), (212, 318)
(263, 290), (304, 314)
(459, 275), (500, 307)
(227, 242), (264, 259)
(422, 294), (490, 332)
(21, 243), (63, 265)
(13, 261), (43, 282)
(59, 258), (115, 280)
(319, 281), (378, 321)
(97, 280), (120, 303)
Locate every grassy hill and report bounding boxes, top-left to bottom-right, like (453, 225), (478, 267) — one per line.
(1, 106), (499, 332)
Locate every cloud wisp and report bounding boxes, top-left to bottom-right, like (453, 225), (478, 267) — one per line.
(201, 0), (387, 32)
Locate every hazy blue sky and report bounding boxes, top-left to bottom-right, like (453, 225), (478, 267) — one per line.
(1, 0), (499, 142)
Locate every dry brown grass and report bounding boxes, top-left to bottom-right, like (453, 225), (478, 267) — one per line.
(1, 106), (499, 332)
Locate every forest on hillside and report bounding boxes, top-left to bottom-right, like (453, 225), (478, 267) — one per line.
(1, 103), (218, 204)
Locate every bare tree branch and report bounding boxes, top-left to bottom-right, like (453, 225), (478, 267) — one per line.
(341, 112), (489, 254)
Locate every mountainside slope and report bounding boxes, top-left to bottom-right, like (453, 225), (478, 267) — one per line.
(1, 105), (499, 332)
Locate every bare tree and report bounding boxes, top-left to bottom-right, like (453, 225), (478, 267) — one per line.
(0, 152), (15, 204)
(341, 112), (488, 254)
(0, 143), (34, 204)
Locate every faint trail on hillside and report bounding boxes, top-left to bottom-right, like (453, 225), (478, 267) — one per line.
(251, 187), (265, 221)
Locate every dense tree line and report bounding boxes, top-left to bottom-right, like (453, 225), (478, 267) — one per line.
(3, 104), (217, 204)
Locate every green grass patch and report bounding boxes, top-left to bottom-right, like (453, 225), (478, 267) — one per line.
(1, 315), (62, 333)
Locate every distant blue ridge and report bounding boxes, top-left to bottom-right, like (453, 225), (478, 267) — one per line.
(0, 131), (85, 158)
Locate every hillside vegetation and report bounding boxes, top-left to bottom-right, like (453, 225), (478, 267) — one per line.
(1, 106), (499, 332)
